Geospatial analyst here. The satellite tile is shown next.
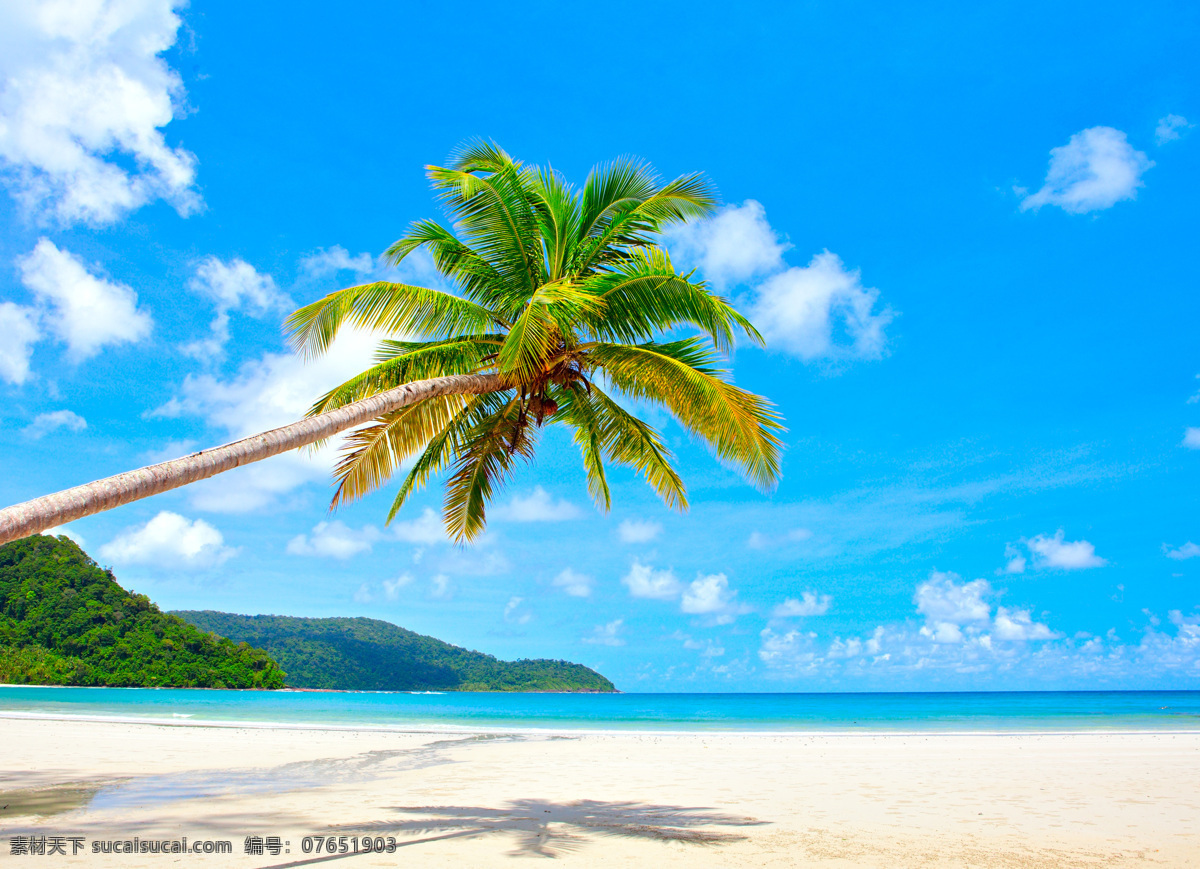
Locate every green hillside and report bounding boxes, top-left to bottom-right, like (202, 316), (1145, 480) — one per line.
(173, 611), (617, 692)
(0, 536), (285, 688)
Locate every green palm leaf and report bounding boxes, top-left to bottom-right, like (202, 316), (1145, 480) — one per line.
(285, 141), (783, 541)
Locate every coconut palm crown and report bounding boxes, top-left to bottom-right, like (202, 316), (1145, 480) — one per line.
(286, 141), (784, 542)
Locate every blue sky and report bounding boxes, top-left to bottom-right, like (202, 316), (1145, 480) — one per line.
(1, 0), (1197, 691)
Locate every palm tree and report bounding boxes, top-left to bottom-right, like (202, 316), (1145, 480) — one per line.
(0, 142), (783, 545)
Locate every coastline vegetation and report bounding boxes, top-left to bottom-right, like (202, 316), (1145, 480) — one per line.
(0, 536), (285, 688)
(173, 611), (617, 692)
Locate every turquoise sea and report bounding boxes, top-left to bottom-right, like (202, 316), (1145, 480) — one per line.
(1, 687), (1198, 732)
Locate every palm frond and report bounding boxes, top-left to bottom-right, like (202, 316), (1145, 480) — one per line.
(329, 395), (468, 508)
(442, 397), (538, 541)
(588, 339), (784, 490)
(286, 281), (499, 358)
(557, 383), (687, 510)
(309, 336), (503, 414)
(497, 280), (604, 382)
(580, 248), (762, 353)
(384, 220), (511, 314)
(386, 392), (510, 523)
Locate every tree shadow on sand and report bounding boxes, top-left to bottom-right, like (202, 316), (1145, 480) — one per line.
(336, 798), (768, 858)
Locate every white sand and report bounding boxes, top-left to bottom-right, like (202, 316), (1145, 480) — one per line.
(1, 717), (1197, 867)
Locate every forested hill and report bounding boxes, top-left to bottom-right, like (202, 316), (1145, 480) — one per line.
(0, 536), (284, 688)
(173, 611), (617, 692)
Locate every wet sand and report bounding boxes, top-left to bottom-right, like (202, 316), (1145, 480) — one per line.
(1, 717), (1197, 867)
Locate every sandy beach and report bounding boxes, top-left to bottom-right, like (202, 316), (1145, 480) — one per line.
(0, 718), (1197, 867)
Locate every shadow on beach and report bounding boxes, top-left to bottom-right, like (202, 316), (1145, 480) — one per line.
(323, 798), (768, 860)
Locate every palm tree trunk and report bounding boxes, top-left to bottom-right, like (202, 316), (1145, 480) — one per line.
(0, 373), (505, 547)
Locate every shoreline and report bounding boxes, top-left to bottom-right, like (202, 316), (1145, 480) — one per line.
(3, 717), (1197, 866)
(3, 708), (1200, 737)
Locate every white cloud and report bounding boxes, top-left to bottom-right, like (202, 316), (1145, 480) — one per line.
(392, 508), (448, 545)
(18, 238), (152, 360)
(1001, 544), (1027, 575)
(583, 618), (624, 646)
(1165, 542), (1200, 561)
(1025, 530), (1106, 570)
(0, 0), (198, 223)
(353, 583), (374, 604)
(184, 257), (290, 360)
(98, 510), (235, 570)
(914, 570), (1057, 646)
(383, 574), (413, 601)
(150, 326), (380, 512)
(299, 245), (376, 280)
(621, 561), (682, 600)
(758, 627), (818, 669)
(286, 520), (381, 559)
(915, 571), (991, 643)
(504, 595), (532, 625)
(23, 409), (86, 439)
(664, 200), (788, 288)
(680, 572), (749, 624)
(617, 519), (662, 544)
(667, 201), (892, 362)
(749, 251), (893, 361)
(493, 487), (582, 522)
(429, 573), (454, 600)
(993, 607), (1057, 641)
(1183, 428), (1200, 449)
(773, 591), (832, 617)
(0, 302), (40, 384)
(551, 568), (593, 598)
(1019, 127), (1153, 214)
(1155, 114), (1192, 145)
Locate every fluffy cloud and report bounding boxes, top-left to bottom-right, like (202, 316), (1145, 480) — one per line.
(749, 252), (892, 361)
(916, 571), (992, 627)
(617, 519), (662, 544)
(23, 409), (86, 439)
(914, 570), (1056, 645)
(18, 239), (152, 360)
(993, 607), (1057, 641)
(583, 618), (624, 646)
(429, 574), (454, 600)
(0, 0), (198, 223)
(772, 591), (832, 617)
(621, 561), (682, 600)
(98, 511), (235, 570)
(1183, 428), (1200, 449)
(551, 568), (593, 598)
(0, 302), (40, 384)
(392, 508), (448, 545)
(680, 572), (749, 624)
(298, 245), (376, 280)
(758, 627), (818, 669)
(1019, 127), (1153, 214)
(1164, 542), (1200, 561)
(1155, 114), (1192, 145)
(286, 520), (382, 559)
(184, 257), (290, 360)
(666, 201), (893, 362)
(1023, 530), (1106, 570)
(665, 200), (788, 288)
(492, 487), (582, 522)
(149, 327), (379, 512)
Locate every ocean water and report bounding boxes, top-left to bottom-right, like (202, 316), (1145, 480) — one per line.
(1, 686), (1198, 732)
